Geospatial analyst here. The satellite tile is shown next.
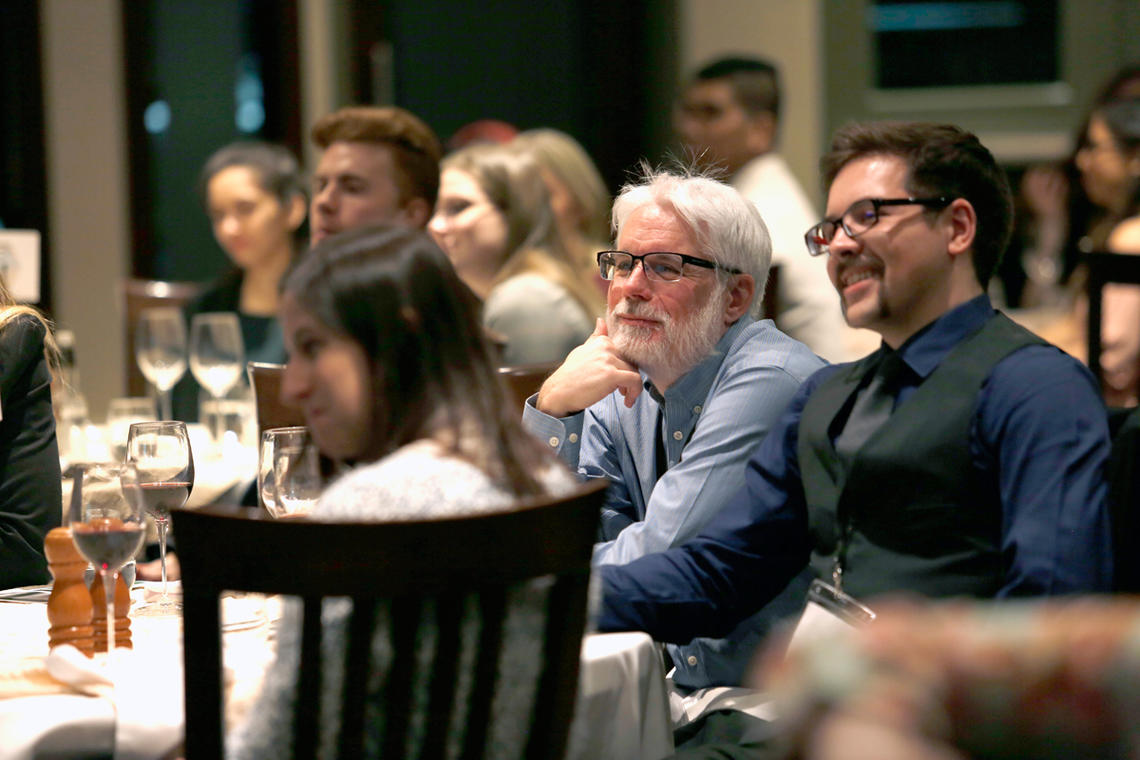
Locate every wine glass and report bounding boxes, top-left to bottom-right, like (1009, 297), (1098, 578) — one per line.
(105, 397), (157, 463)
(125, 420), (195, 615)
(189, 313), (245, 448)
(259, 426), (320, 519)
(135, 308), (188, 421)
(70, 463), (146, 657)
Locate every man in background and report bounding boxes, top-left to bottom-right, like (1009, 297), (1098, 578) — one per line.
(309, 106), (442, 244)
(676, 56), (866, 361)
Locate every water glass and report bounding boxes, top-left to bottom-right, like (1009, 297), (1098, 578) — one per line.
(259, 427), (320, 519)
(106, 397), (157, 463)
(135, 308), (187, 421)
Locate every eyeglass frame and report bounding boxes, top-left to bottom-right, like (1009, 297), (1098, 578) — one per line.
(803, 196), (952, 257)
(596, 250), (743, 282)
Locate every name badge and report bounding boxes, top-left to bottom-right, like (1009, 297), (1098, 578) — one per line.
(785, 579), (875, 656)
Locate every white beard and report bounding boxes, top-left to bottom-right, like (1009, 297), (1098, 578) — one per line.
(607, 286), (728, 385)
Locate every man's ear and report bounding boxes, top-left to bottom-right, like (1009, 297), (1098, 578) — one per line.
(400, 197), (433, 229)
(723, 273), (755, 324)
(945, 198), (976, 259)
(744, 111), (776, 156)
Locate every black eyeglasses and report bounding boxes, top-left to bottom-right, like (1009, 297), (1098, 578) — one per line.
(596, 251), (742, 283)
(803, 196), (951, 256)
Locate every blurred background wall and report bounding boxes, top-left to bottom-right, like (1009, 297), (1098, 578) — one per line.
(10, 0), (1140, 417)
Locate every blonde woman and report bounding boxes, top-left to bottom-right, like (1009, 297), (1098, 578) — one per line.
(513, 128), (612, 297)
(429, 143), (602, 365)
(0, 281), (61, 589)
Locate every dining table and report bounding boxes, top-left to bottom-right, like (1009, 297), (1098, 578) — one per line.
(0, 584), (673, 760)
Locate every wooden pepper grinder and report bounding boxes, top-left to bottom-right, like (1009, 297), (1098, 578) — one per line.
(45, 525), (94, 656)
(90, 570), (132, 651)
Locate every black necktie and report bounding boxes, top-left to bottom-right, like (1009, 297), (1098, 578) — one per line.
(835, 352), (910, 458)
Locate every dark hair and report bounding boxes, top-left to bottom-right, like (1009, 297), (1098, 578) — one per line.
(821, 121), (1013, 288)
(282, 224), (553, 497)
(312, 106), (443, 208)
(198, 140), (306, 208)
(693, 56), (780, 120)
(1095, 98), (1140, 216)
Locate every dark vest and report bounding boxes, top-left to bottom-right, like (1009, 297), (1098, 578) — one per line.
(797, 313), (1047, 600)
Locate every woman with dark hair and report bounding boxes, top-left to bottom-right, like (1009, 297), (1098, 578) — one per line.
(229, 224), (576, 758)
(171, 140), (307, 421)
(1076, 97), (1140, 404)
(0, 279), (61, 589)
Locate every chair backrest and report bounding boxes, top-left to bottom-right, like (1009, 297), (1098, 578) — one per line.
(1084, 251), (1140, 391)
(761, 264), (779, 322)
(174, 478), (608, 760)
(247, 361), (305, 437)
(123, 278), (201, 396)
(497, 361), (560, 412)
(1109, 405), (1140, 592)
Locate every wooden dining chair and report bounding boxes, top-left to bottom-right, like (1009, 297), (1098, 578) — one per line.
(1084, 250), (1140, 391)
(247, 361), (304, 437)
(174, 478), (608, 760)
(122, 278), (201, 396)
(497, 361), (560, 412)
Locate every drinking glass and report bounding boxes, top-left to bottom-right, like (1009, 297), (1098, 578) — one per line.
(135, 308), (188, 421)
(125, 421), (195, 615)
(259, 427), (320, 519)
(189, 314), (245, 447)
(69, 463), (146, 657)
(106, 397), (157, 463)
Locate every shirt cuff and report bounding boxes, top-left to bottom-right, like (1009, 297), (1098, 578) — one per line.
(522, 393), (585, 464)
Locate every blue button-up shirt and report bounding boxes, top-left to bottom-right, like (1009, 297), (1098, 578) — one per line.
(599, 296), (1114, 645)
(524, 315), (825, 685)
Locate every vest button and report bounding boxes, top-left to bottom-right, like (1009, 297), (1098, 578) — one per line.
(548, 436), (559, 447)
(687, 655), (698, 666)
(673, 430), (683, 441)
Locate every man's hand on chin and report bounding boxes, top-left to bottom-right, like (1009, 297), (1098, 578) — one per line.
(536, 318), (644, 417)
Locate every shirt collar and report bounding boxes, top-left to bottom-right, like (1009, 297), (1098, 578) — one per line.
(888, 294), (994, 380)
(645, 316), (752, 405)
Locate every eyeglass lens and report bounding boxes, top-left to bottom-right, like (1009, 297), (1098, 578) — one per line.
(600, 252), (686, 282)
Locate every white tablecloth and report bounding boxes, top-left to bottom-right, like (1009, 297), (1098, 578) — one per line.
(0, 600), (671, 760)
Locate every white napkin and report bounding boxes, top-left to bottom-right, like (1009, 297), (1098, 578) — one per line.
(46, 644), (183, 760)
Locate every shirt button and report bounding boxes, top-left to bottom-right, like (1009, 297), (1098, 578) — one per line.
(568, 433), (579, 443)
(693, 405), (702, 414)
(673, 430), (683, 441)
(548, 436), (559, 447)
(687, 655), (698, 666)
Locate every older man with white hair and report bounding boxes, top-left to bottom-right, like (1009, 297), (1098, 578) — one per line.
(524, 168), (824, 689)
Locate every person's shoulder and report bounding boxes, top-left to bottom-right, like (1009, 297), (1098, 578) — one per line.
(986, 342), (1102, 407)
(187, 271), (241, 314)
(1107, 216), (1140, 253)
(727, 319), (830, 380)
(316, 443), (514, 521)
(0, 312), (47, 360)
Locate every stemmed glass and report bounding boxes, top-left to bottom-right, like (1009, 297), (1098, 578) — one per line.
(125, 421), (195, 615)
(135, 308), (188, 421)
(106, 397), (157, 463)
(70, 463), (146, 657)
(258, 426), (321, 519)
(189, 313), (245, 446)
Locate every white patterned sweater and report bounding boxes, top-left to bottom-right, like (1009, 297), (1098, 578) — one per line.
(229, 439), (579, 759)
